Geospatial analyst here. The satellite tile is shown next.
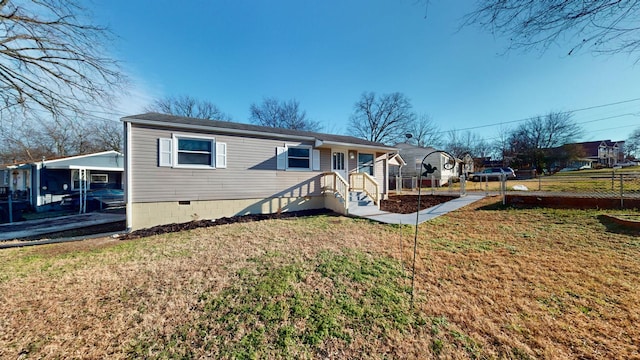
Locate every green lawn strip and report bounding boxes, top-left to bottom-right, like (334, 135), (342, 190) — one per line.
(127, 249), (431, 359)
(0, 235), (195, 283)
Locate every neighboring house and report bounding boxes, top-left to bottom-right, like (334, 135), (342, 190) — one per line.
(574, 140), (625, 167)
(390, 143), (460, 186)
(2, 151), (124, 211)
(122, 113), (399, 230)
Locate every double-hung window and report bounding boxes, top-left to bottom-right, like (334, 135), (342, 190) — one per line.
(287, 146), (311, 169)
(158, 134), (226, 169)
(176, 137), (214, 167)
(276, 145), (320, 171)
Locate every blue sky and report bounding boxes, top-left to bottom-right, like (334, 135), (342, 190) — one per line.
(95, 0), (640, 144)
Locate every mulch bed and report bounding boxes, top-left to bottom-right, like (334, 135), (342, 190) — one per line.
(11, 196), (459, 242)
(119, 195), (458, 240)
(120, 209), (332, 240)
(380, 194), (458, 214)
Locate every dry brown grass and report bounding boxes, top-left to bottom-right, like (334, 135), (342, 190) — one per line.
(0, 197), (639, 359)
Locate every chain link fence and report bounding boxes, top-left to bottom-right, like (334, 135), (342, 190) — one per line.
(391, 172), (640, 200)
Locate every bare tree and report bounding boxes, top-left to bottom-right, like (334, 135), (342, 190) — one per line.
(464, 1), (640, 58)
(443, 130), (488, 158)
(146, 95), (232, 121)
(507, 111), (583, 169)
(86, 119), (123, 152)
(249, 97), (320, 131)
(626, 127), (640, 158)
(349, 92), (416, 145)
(492, 125), (513, 161)
(0, 0), (124, 120)
(407, 114), (442, 148)
(0, 116), (123, 163)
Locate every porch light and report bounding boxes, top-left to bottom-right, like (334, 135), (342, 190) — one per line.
(349, 152), (355, 160)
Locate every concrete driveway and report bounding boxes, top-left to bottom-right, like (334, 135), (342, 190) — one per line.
(0, 212), (125, 242)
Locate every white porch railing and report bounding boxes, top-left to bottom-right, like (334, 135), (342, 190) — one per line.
(321, 172), (349, 208)
(349, 172), (380, 205)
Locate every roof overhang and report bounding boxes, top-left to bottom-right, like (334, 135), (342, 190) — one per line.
(124, 116), (398, 152)
(124, 117), (317, 142)
(45, 165), (124, 171)
(314, 139), (397, 152)
(388, 153), (407, 166)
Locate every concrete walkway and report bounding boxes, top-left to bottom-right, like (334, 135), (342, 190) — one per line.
(0, 212), (125, 242)
(349, 194), (485, 225)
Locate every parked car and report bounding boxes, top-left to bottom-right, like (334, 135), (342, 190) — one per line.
(614, 160), (639, 168)
(470, 167), (516, 182)
(60, 189), (125, 211)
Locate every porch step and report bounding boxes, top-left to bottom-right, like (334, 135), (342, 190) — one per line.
(349, 191), (373, 206)
(348, 192), (380, 216)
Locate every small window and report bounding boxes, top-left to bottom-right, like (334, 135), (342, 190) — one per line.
(287, 146), (311, 169)
(90, 174), (108, 183)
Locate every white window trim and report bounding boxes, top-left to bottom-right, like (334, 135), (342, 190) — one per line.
(172, 134), (216, 169)
(283, 144), (313, 171)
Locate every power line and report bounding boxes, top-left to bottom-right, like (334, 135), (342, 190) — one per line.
(440, 96), (640, 134)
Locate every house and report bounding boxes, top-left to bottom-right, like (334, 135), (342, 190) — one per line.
(1, 151), (124, 211)
(389, 143), (460, 187)
(574, 140), (625, 167)
(122, 113), (399, 230)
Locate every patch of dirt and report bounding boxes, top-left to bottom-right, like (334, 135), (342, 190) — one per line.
(380, 194), (458, 214)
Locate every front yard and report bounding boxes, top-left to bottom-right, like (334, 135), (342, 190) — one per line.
(0, 197), (638, 359)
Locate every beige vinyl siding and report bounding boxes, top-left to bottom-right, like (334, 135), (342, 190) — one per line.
(129, 125), (327, 203)
(375, 152), (387, 194)
(347, 150), (358, 175)
(319, 148), (331, 170)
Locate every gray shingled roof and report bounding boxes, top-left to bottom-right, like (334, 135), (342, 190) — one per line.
(123, 112), (396, 150)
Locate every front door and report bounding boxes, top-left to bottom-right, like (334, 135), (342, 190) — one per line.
(332, 151), (347, 180)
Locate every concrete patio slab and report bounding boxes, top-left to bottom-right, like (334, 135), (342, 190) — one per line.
(0, 212), (125, 241)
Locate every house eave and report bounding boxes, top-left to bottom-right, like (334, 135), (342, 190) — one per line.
(314, 139), (397, 152)
(124, 116), (397, 152)
(124, 117), (318, 142)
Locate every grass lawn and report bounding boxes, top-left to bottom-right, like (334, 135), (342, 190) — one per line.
(1, 197), (639, 359)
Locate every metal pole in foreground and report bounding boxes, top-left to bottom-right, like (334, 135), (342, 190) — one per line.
(411, 150), (456, 308)
(411, 170), (423, 308)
